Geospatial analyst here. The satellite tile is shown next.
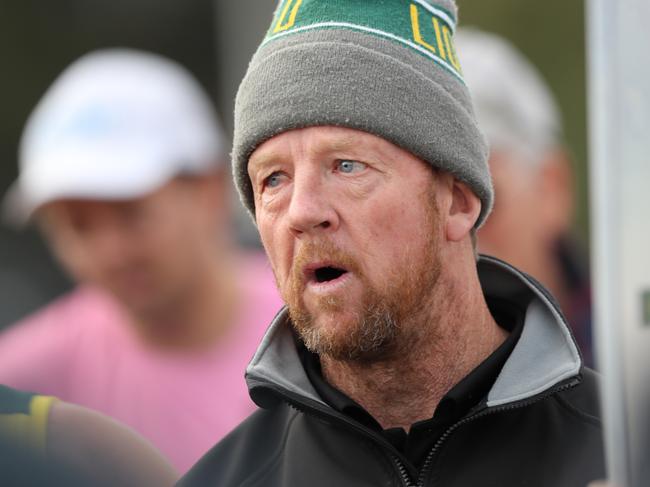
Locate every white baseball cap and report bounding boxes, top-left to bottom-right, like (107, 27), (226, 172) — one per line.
(455, 28), (562, 165)
(3, 48), (227, 225)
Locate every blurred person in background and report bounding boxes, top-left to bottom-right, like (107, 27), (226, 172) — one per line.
(456, 29), (594, 367)
(0, 48), (282, 473)
(0, 384), (177, 486)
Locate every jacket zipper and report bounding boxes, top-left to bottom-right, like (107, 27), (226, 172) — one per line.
(393, 455), (417, 487)
(281, 396), (417, 486)
(405, 378), (581, 487)
(279, 374), (580, 487)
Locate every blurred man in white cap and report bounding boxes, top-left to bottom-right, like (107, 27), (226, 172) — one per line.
(456, 29), (593, 366)
(0, 48), (282, 473)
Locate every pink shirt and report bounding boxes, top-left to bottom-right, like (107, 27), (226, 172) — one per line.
(0, 253), (282, 473)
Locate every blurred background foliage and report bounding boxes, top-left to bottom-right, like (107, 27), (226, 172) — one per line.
(0, 0), (587, 327)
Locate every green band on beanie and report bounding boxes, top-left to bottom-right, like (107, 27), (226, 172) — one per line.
(264, 0), (463, 83)
(233, 0), (493, 228)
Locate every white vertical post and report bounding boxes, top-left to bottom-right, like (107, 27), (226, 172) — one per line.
(587, 0), (650, 486)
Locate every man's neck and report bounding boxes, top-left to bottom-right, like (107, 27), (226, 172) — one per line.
(320, 269), (508, 431)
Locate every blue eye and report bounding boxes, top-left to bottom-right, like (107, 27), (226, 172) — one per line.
(264, 172), (284, 189)
(337, 160), (366, 174)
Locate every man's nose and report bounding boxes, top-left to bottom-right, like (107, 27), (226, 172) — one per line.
(287, 171), (339, 237)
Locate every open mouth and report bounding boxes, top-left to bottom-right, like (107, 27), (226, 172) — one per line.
(312, 266), (348, 284)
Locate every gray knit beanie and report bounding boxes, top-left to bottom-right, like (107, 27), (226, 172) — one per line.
(233, 0), (492, 227)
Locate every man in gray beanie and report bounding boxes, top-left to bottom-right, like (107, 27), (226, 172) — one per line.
(181, 1), (604, 486)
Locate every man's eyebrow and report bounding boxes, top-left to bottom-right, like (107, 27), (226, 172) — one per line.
(248, 151), (282, 175)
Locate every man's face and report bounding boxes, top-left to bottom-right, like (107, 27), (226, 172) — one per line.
(39, 177), (225, 321)
(249, 126), (444, 361)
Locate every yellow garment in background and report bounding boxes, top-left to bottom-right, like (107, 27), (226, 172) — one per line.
(0, 385), (56, 455)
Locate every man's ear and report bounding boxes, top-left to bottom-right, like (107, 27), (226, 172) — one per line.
(446, 178), (481, 242)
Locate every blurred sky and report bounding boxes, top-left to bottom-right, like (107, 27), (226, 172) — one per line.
(0, 0), (586, 327)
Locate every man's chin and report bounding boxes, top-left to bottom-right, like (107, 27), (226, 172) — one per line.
(293, 305), (358, 334)
(112, 289), (165, 321)
(290, 309), (398, 362)
(301, 330), (396, 363)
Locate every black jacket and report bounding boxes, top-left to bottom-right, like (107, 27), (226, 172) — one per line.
(180, 257), (605, 486)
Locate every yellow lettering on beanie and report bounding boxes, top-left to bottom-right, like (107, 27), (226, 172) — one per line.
(409, 2), (462, 76)
(432, 17), (447, 60)
(410, 3), (437, 54)
(274, 0), (304, 33)
(443, 25), (462, 73)
(261, 0), (464, 83)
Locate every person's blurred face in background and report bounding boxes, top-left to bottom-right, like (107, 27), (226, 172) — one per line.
(38, 172), (229, 324)
(478, 147), (573, 287)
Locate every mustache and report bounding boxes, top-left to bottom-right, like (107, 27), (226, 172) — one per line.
(289, 240), (361, 289)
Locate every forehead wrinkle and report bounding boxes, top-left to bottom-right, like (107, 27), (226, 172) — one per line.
(316, 128), (413, 164)
(317, 132), (360, 154)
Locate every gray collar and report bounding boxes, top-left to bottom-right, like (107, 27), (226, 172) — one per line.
(245, 255), (582, 409)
